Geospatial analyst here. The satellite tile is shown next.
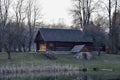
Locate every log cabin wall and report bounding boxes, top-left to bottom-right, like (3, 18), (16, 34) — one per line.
(46, 41), (93, 51)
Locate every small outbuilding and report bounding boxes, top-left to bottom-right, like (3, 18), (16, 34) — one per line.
(71, 45), (92, 60)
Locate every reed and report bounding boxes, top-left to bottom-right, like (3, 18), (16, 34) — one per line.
(0, 64), (81, 75)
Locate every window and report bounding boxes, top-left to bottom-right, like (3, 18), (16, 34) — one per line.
(49, 43), (54, 47)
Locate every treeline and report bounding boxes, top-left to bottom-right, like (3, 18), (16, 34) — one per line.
(0, 0), (41, 59)
(71, 0), (120, 54)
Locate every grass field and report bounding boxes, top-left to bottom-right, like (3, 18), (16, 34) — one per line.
(0, 52), (120, 71)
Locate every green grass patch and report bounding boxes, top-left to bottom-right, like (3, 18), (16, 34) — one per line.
(0, 52), (120, 71)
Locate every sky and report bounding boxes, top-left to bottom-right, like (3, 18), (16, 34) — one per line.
(39, 0), (73, 26)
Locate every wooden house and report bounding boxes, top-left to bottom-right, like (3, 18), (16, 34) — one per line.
(34, 28), (93, 51)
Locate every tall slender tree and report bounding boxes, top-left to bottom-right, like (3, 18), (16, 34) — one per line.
(26, 0), (40, 51)
(71, 0), (100, 29)
(107, 0), (119, 53)
(0, 0), (12, 59)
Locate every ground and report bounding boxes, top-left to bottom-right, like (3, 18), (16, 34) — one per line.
(0, 52), (120, 71)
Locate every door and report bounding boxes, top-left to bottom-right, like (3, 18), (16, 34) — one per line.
(39, 44), (46, 51)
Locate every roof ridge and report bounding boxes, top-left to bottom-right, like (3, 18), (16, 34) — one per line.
(39, 28), (82, 31)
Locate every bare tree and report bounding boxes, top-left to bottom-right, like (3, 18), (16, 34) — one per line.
(71, 0), (100, 29)
(0, 0), (42, 58)
(0, 0), (11, 59)
(26, 0), (40, 51)
(4, 21), (15, 59)
(0, 0), (2, 51)
(85, 22), (107, 55)
(106, 0), (119, 53)
(111, 0), (120, 53)
(13, 0), (27, 51)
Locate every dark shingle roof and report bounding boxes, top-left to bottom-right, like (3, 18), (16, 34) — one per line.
(39, 28), (93, 42)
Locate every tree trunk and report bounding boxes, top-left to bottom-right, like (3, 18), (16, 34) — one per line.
(28, 40), (32, 52)
(108, 0), (112, 54)
(7, 51), (11, 60)
(98, 47), (101, 56)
